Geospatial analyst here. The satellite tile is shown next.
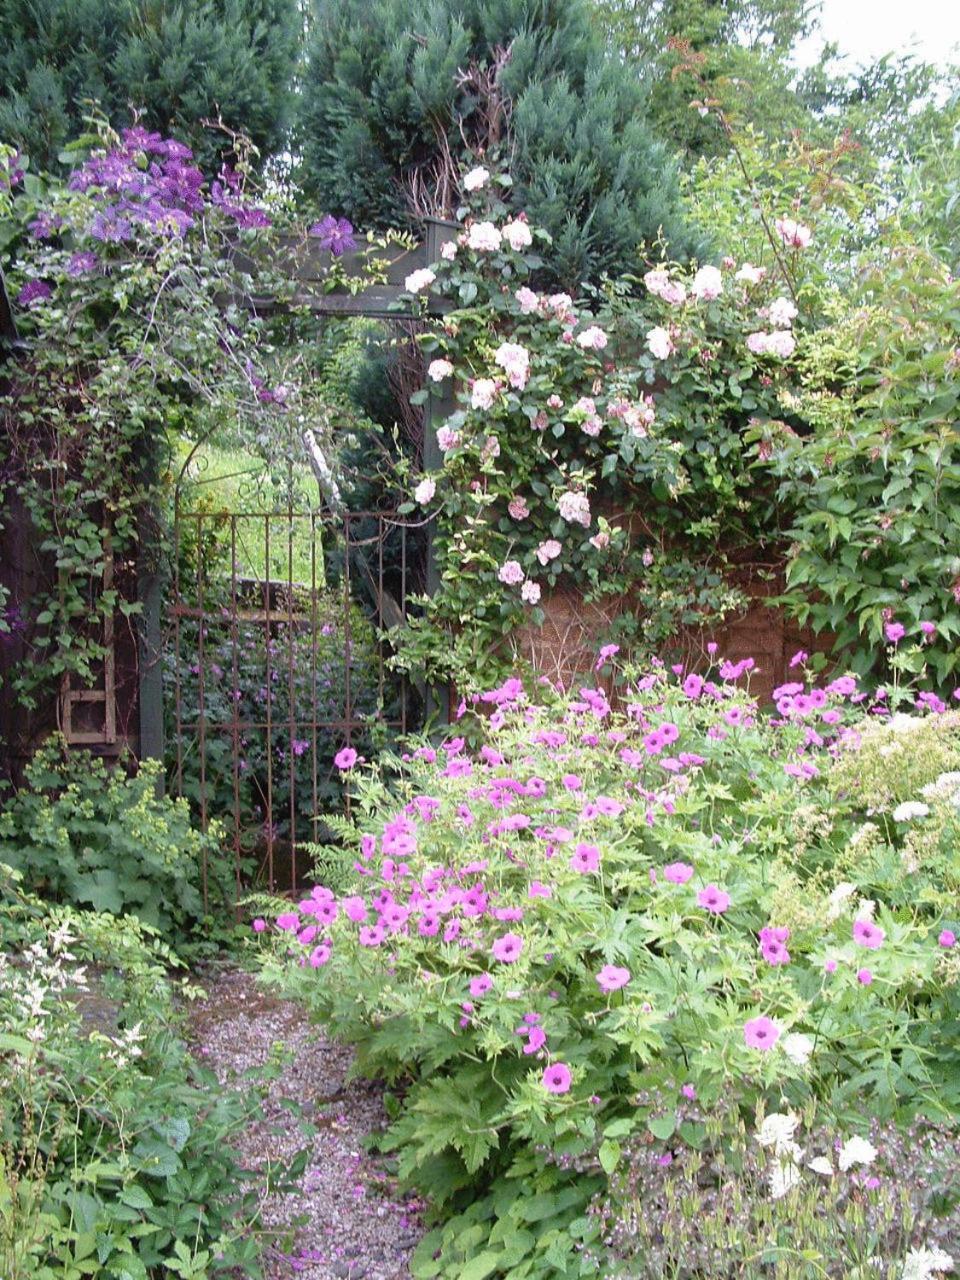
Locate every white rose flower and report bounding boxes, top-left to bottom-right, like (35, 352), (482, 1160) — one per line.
(576, 325), (608, 350)
(690, 264), (723, 301)
(466, 221), (502, 252)
(404, 268), (436, 294)
(735, 262), (766, 284)
(768, 295), (798, 328)
(470, 378), (499, 410)
(413, 478), (436, 505)
(557, 490), (591, 527)
(462, 166), (489, 192)
(646, 326), (675, 359)
(502, 218), (533, 251)
(427, 358), (454, 382)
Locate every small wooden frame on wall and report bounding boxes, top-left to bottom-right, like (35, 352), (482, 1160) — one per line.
(60, 546), (118, 746)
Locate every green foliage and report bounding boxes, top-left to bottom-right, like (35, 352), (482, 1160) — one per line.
(0, 870), (303, 1279)
(595, 0), (816, 161)
(260, 663), (960, 1275)
(0, 739), (230, 947)
(752, 247), (960, 682)
(296, 0), (702, 288)
(0, 0), (301, 173)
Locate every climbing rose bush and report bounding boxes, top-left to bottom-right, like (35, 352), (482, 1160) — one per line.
(262, 656), (960, 1278)
(394, 167), (812, 689)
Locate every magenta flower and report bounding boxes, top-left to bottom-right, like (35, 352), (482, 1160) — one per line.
(682, 673), (704, 698)
(884, 621), (905, 644)
(920, 620), (937, 637)
(522, 1026), (547, 1054)
(570, 842), (601, 873)
(743, 1016), (781, 1050)
(596, 964), (630, 992)
(334, 746), (358, 769)
(542, 1062), (572, 1094)
(663, 861), (694, 884)
(276, 912), (300, 932)
(939, 929), (956, 948)
(680, 1083), (696, 1100)
(492, 933), (523, 963)
(857, 968), (873, 985)
(252, 917), (266, 933)
(852, 919), (885, 950)
(528, 880), (553, 899)
(309, 944), (331, 967)
(359, 924), (385, 947)
(697, 884), (730, 914)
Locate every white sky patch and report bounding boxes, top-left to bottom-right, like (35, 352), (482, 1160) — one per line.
(793, 0), (960, 69)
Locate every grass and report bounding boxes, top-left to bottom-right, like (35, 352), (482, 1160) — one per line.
(171, 438), (323, 585)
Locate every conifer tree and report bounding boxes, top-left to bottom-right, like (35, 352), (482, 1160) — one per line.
(297, 0), (704, 287)
(0, 0), (301, 172)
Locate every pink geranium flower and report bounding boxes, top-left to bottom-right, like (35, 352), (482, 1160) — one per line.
(743, 1016), (780, 1050)
(596, 964), (630, 992)
(492, 933), (523, 963)
(663, 862), (694, 884)
(334, 746), (358, 770)
(697, 884), (730, 914)
(542, 1062), (572, 1094)
(853, 919), (885, 950)
(570, 843), (601, 873)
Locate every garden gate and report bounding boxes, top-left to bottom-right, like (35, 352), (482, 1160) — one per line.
(160, 217), (459, 903)
(168, 500), (423, 901)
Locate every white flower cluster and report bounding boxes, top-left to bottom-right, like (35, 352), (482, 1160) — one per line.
(755, 1113), (879, 1201)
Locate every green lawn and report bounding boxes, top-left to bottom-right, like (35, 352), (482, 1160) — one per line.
(171, 439), (324, 585)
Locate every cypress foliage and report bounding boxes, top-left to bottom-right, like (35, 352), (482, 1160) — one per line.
(297, 0), (704, 287)
(0, 0), (301, 172)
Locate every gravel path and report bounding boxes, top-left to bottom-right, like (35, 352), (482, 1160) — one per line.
(189, 968), (423, 1279)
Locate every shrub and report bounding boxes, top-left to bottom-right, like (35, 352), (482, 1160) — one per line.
(0, 738), (230, 946)
(394, 167), (811, 689)
(0, 865), (302, 1279)
(260, 656), (960, 1277)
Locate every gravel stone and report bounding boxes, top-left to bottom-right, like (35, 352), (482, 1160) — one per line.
(188, 967), (423, 1279)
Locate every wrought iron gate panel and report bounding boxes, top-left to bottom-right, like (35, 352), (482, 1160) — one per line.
(167, 507), (418, 902)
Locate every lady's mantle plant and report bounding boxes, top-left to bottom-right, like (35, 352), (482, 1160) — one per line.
(262, 655), (960, 1277)
(392, 166), (812, 690)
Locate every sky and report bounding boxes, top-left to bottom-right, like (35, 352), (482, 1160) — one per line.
(793, 0), (960, 69)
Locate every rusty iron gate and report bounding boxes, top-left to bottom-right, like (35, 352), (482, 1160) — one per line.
(166, 506), (422, 902)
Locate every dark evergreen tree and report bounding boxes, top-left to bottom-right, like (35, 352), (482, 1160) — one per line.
(296, 0), (705, 287)
(0, 0), (301, 172)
